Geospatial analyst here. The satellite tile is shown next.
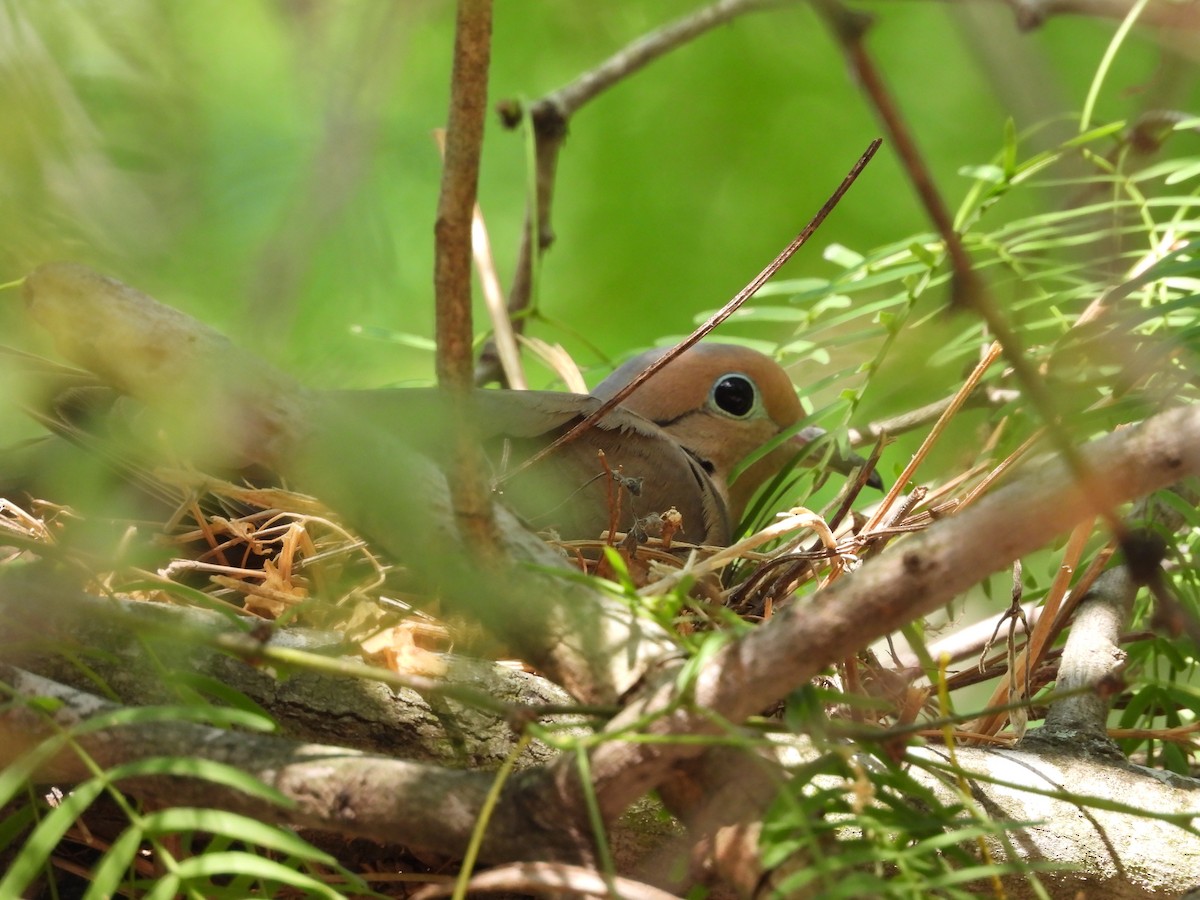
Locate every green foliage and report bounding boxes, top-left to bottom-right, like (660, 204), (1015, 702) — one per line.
(746, 63), (1200, 877)
(760, 750), (1048, 898)
(2, 2), (1200, 896)
(0, 692), (372, 899)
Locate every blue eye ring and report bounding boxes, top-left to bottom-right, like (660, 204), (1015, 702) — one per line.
(710, 373), (757, 418)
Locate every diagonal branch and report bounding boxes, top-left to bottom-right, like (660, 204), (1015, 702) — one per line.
(815, 0), (1128, 547)
(580, 400), (1200, 819)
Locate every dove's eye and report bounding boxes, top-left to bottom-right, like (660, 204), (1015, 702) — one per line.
(710, 374), (757, 418)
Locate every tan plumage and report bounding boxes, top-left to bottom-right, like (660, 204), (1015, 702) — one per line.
(334, 343), (847, 547)
(8, 263), (868, 548)
(12, 265), (885, 554)
(595, 344), (812, 532)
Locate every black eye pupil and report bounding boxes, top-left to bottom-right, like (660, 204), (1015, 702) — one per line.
(713, 374), (756, 417)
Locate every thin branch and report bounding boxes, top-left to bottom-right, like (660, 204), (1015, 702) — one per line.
(0, 665), (587, 864)
(890, 601), (1046, 671)
(846, 385), (1020, 447)
(477, 0), (799, 385)
(815, 0), (1128, 545)
(435, 0), (498, 551)
(812, 0), (973, 297)
(536, 0), (798, 119)
(435, 0), (492, 392)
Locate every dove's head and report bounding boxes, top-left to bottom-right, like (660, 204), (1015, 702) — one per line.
(592, 344), (811, 523)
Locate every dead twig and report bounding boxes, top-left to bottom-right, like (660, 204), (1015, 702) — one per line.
(862, 343), (1003, 535)
(847, 385), (1020, 447)
(477, 0), (799, 385)
(969, 520), (1102, 738)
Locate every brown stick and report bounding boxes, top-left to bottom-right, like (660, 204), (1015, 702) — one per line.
(434, 0), (499, 553)
(477, 0), (799, 385)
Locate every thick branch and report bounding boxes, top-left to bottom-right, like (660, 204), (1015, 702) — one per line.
(583, 402), (1200, 819)
(1019, 566), (1134, 759)
(0, 666), (589, 863)
(0, 583), (571, 765)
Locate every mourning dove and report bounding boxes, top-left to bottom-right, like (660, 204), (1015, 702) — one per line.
(331, 343), (876, 546)
(10, 263), (879, 548)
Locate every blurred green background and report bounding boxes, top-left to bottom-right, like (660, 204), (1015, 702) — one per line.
(0, 0), (1191, 400)
(3, 0), (1199, 783)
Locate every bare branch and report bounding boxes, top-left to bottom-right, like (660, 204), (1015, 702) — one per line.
(435, 0), (499, 552)
(1019, 567), (1135, 758)
(477, 0), (800, 385)
(535, 0), (798, 120)
(847, 385), (1021, 447)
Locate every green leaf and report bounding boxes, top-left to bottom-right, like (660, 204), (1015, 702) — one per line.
(169, 851), (343, 897)
(0, 731), (73, 812)
(812, 293), (853, 314)
(162, 671), (275, 722)
(72, 703), (277, 736)
(959, 164), (1005, 184)
(1165, 159), (1200, 185)
(349, 325), (438, 351)
(0, 802), (36, 852)
(84, 826), (147, 900)
(1061, 120), (1125, 147)
(143, 873), (183, 900)
(142, 808), (334, 862)
(823, 244), (865, 268)
(1002, 118), (1018, 178)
